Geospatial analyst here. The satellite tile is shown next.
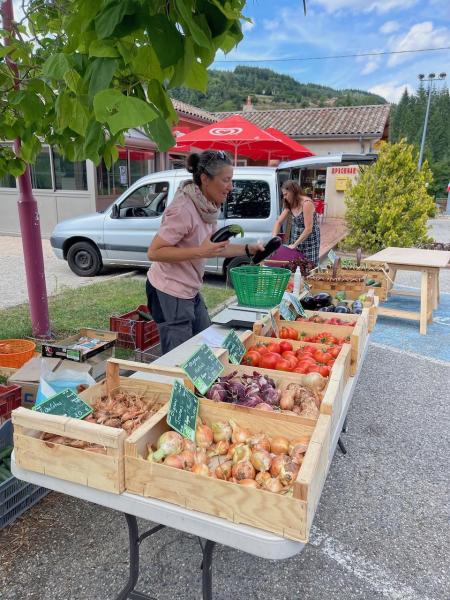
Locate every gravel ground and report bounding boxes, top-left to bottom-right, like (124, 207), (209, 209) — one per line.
(1, 344), (448, 600)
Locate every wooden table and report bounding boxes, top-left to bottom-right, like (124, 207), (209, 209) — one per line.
(365, 247), (450, 334)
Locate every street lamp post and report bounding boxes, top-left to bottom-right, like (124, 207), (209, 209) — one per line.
(417, 72), (446, 171)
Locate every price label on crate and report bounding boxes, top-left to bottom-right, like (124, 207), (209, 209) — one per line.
(167, 380), (199, 442)
(33, 388), (93, 420)
(286, 292), (307, 318)
(328, 249), (338, 264)
(221, 330), (246, 365)
(182, 344), (224, 395)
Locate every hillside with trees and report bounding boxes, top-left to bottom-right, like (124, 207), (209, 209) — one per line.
(390, 86), (450, 199)
(171, 66), (387, 112)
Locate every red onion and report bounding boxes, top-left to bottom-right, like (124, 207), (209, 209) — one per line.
(255, 402), (273, 411)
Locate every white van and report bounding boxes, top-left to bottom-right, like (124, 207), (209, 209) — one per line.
(50, 153), (376, 277)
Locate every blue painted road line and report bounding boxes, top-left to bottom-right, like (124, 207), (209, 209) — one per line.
(370, 291), (450, 362)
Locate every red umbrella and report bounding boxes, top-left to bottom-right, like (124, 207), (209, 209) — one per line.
(174, 115), (298, 164)
(265, 127), (314, 158)
(168, 126), (193, 154)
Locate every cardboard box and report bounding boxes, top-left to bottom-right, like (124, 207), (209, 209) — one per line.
(41, 328), (117, 363)
(7, 355), (110, 408)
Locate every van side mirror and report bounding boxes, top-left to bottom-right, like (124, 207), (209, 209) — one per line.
(111, 204), (119, 219)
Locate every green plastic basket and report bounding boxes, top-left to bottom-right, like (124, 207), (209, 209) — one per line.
(230, 265), (291, 308)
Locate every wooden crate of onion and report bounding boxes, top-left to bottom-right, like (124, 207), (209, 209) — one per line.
(125, 399), (331, 542)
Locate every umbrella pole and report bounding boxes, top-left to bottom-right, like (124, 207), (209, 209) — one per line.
(234, 145), (237, 166)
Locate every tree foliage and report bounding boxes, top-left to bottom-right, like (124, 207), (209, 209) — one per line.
(390, 85), (450, 198)
(171, 66), (387, 112)
(0, 0), (247, 177)
(344, 140), (435, 252)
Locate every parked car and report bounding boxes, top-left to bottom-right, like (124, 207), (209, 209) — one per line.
(50, 154), (377, 277)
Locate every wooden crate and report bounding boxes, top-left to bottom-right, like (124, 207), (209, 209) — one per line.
(306, 271), (387, 301)
(238, 330), (351, 389)
(303, 288), (379, 332)
(12, 359), (175, 493)
(253, 308), (369, 377)
(324, 265), (389, 301)
(125, 399), (332, 542)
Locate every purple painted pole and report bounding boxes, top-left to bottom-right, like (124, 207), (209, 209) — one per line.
(2, 0), (50, 337)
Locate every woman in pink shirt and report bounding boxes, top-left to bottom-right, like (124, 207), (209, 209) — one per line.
(147, 150), (262, 353)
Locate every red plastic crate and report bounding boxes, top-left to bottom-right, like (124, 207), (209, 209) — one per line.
(0, 384), (21, 421)
(110, 305), (160, 351)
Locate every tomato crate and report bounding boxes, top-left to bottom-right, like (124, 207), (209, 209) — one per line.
(110, 305), (160, 351)
(0, 420), (49, 530)
(0, 384), (21, 422)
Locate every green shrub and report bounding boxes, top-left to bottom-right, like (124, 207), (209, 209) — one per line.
(344, 140), (436, 252)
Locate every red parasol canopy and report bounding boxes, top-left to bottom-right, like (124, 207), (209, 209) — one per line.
(174, 115), (299, 164)
(264, 127), (314, 159)
(168, 126), (193, 154)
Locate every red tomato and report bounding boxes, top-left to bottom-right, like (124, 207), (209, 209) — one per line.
(293, 366), (309, 374)
(256, 345), (269, 356)
(307, 364), (322, 373)
(285, 356), (298, 370)
(281, 350), (296, 360)
(241, 351), (260, 367)
(303, 345), (316, 355)
(279, 341), (293, 353)
(260, 353), (278, 370)
(296, 361), (313, 372)
(275, 358), (291, 372)
(247, 345), (261, 354)
(318, 365), (331, 377)
(287, 328), (298, 341)
(330, 347), (341, 359)
(266, 343), (281, 355)
(279, 327), (290, 340)
(314, 350), (333, 365)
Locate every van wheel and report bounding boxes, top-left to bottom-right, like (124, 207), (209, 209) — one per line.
(225, 256), (250, 287)
(67, 241), (103, 277)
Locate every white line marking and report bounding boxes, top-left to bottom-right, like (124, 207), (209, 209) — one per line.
(370, 342), (450, 366)
(309, 526), (436, 600)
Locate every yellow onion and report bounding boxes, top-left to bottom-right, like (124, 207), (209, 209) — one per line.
(289, 437), (310, 463)
(279, 390), (295, 411)
(208, 440), (230, 458)
(248, 433), (271, 452)
(146, 449), (153, 462)
(196, 423), (214, 448)
(304, 372), (327, 392)
(215, 460), (233, 480)
(191, 463), (210, 476)
(211, 420), (232, 443)
(278, 458), (300, 486)
(182, 438), (196, 453)
(230, 420), (251, 444)
(262, 477), (284, 493)
(163, 455), (184, 469)
(238, 479), (260, 488)
(231, 444), (252, 464)
(270, 454), (289, 477)
(270, 436), (290, 455)
(194, 448), (209, 465)
(153, 431), (183, 462)
(250, 449), (272, 472)
(232, 460), (256, 481)
(178, 450), (195, 470)
(255, 471), (272, 486)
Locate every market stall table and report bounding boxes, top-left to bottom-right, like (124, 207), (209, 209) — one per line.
(11, 324), (368, 599)
(365, 247), (450, 334)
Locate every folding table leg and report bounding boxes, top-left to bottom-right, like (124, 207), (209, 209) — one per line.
(342, 416), (348, 433)
(201, 540), (216, 600)
(337, 437), (347, 455)
(419, 270), (429, 335)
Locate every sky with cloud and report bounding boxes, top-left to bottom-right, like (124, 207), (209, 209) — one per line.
(212, 0), (450, 103)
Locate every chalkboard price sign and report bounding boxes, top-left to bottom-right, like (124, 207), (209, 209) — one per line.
(167, 380), (199, 442)
(33, 388), (93, 420)
(182, 344), (224, 395)
(222, 330), (246, 365)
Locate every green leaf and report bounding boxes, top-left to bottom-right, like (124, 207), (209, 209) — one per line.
(83, 119), (103, 163)
(19, 135), (41, 163)
(175, 0), (211, 49)
(147, 14), (184, 69)
(117, 40), (135, 65)
(147, 80), (177, 121)
(89, 39), (120, 58)
(131, 46), (163, 81)
(93, 89), (157, 135)
(144, 116), (175, 152)
(185, 59), (208, 92)
(56, 93), (89, 136)
(95, 1), (128, 39)
(42, 53), (71, 79)
(86, 58), (118, 102)
(8, 157), (25, 176)
(63, 69), (82, 93)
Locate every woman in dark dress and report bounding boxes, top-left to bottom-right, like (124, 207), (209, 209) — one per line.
(272, 180), (321, 265)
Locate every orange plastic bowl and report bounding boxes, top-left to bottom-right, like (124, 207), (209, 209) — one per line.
(0, 339), (36, 368)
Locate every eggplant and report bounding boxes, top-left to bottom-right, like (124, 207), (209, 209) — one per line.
(211, 224), (244, 243)
(351, 300), (363, 314)
(300, 294), (317, 310)
(312, 292), (333, 308)
(335, 305), (350, 314)
(251, 236), (282, 265)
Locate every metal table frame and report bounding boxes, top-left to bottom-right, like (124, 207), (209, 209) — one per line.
(11, 327), (369, 599)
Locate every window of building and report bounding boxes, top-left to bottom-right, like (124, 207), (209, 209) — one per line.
(225, 180), (271, 219)
(53, 150), (87, 190)
(119, 181), (169, 218)
(96, 148), (154, 197)
(129, 150), (154, 184)
(29, 147), (52, 189)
